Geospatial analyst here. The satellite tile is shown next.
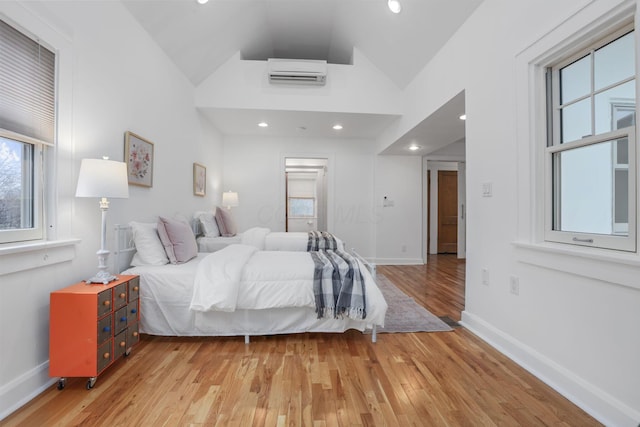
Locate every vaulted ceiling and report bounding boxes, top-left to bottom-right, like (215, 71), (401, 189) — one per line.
(122, 0), (480, 152)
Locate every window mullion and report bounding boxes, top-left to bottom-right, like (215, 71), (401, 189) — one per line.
(590, 49), (596, 138)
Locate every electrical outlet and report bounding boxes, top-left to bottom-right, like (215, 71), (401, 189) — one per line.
(482, 182), (493, 197)
(509, 276), (520, 295)
(482, 268), (489, 286)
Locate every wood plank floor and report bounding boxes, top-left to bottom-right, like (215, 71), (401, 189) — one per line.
(1, 255), (601, 426)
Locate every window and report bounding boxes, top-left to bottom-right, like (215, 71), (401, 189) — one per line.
(0, 18), (55, 244)
(546, 26), (636, 251)
(0, 134), (42, 241)
(288, 197), (316, 218)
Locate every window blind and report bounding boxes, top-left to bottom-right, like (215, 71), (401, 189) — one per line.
(0, 19), (55, 145)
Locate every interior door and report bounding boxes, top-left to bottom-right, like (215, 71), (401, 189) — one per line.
(437, 170), (458, 253)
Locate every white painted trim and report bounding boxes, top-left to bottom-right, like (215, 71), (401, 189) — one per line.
(371, 257), (423, 266)
(513, 240), (640, 291)
(0, 360), (56, 421)
(460, 310), (640, 427)
(0, 238), (79, 275)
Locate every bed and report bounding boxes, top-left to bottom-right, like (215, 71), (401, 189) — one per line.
(192, 209), (345, 253)
(114, 224), (386, 343)
(197, 227), (346, 252)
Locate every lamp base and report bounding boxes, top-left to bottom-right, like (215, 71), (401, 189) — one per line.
(86, 246), (116, 284)
(85, 270), (118, 285)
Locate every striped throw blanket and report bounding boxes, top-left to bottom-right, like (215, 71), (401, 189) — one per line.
(310, 249), (367, 320)
(307, 231), (339, 251)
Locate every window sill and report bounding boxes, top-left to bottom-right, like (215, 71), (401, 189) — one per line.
(513, 241), (640, 291)
(0, 238), (80, 276)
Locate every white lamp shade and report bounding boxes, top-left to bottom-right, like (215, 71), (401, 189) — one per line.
(75, 158), (129, 198)
(222, 191), (239, 208)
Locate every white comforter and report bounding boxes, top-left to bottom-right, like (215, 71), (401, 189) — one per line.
(189, 244), (385, 322)
(190, 244), (320, 312)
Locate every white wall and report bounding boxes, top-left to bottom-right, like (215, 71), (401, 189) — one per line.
(400, 0), (640, 425)
(196, 49), (404, 115)
(374, 155), (423, 264)
(0, 1), (223, 419)
(223, 135), (375, 258)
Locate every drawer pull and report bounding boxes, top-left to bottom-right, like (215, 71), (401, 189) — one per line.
(131, 308), (137, 314)
(119, 292), (126, 299)
(120, 317), (127, 322)
(102, 326), (111, 332)
(103, 300), (110, 307)
(103, 352), (110, 359)
(119, 341), (126, 348)
(133, 331), (139, 337)
(133, 286), (139, 292)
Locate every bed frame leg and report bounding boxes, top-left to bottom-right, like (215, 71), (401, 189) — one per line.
(244, 335), (250, 345)
(371, 325), (377, 343)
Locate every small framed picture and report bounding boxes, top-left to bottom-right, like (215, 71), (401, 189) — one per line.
(124, 131), (154, 187)
(193, 162), (206, 196)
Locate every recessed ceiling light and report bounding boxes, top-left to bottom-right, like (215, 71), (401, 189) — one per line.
(409, 145), (421, 151)
(459, 114), (466, 120)
(197, 0), (209, 4)
(388, 0), (402, 14)
(332, 124), (343, 130)
(258, 122), (268, 128)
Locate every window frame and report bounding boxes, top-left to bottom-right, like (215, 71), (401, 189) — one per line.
(0, 129), (45, 243)
(544, 24), (637, 252)
(0, 16), (55, 245)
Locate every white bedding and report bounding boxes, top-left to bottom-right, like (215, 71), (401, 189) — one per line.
(196, 227), (345, 252)
(122, 247), (386, 338)
(196, 235), (241, 252)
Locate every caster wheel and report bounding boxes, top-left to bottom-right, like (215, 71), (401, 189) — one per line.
(57, 379), (66, 390)
(86, 377), (97, 390)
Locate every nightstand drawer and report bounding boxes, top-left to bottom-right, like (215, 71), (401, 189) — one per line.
(97, 340), (112, 373)
(114, 331), (127, 359)
(97, 289), (112, 317)
(115, 306), (128, 334)
(128, 276), (140, 301)
(114, 282), (128, 310)
(97, 314), (113, 344)
(127, 322), (140, 346)
(126, 301), (138, 325)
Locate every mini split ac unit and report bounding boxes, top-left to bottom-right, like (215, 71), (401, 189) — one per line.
(267, 59), (327, 85)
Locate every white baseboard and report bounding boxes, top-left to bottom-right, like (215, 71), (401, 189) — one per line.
(0, 361), (56, 421)
(460, 311), (640, 427)
(372, 257), (424, 266)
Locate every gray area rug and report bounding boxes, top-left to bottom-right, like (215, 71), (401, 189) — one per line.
(372, 274), (453, 333)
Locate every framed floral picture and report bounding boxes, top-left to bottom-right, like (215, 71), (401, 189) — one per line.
(193, 162), (206, 196)
(124, 131), (154, 187)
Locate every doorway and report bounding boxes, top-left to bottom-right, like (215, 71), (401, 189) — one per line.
(437, 170), (458, 253)
(426, 161), (466, 258)
(284, 158), (328, 232)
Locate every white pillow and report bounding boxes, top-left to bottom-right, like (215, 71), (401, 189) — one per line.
(129, 221), (169, 266)
(215, 207), (237, 237)
(199, 212), (221, 237)
(157, 216), (198, 264)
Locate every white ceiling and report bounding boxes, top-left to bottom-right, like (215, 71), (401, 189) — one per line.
(381, 90), (466, 156)
(122, 0), (479, 152)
